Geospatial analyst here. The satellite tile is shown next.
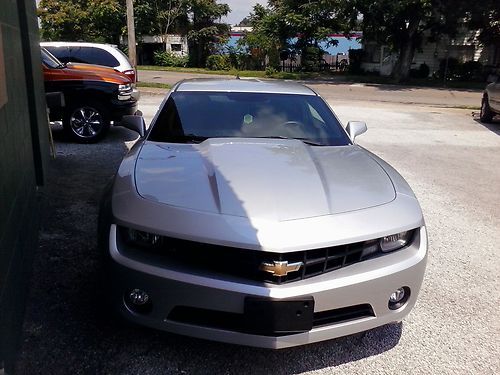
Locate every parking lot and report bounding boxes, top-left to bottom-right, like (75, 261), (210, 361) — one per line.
(17, 87), (500, 374)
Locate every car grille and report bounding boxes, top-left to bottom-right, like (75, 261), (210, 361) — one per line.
(119, 228), (375, 285)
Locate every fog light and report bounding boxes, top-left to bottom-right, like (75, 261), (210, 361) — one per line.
(125, 288), (152, 313)
(388, 286), (410, 310)
(129, 289), (149, 305)
(390, 288), (405, 303)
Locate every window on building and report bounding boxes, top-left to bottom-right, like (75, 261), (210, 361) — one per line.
(171, 44), (182, 52)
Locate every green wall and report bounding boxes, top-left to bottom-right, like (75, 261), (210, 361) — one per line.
(0, 0), (49, 372)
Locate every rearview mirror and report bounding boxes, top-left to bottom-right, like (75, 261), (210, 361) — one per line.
(346, 121), (367, 142)
(121, 115), (146, 137)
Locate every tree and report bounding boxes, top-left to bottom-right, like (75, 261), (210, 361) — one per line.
(240, 1), (349, 71)
(466, 0), (500, 46)
(186, 0), (230, 67)
(346, 0), (482, 82)
(38, 0), (124, 44)
(120, 0), (189, 42)
(237, 17), (252, 27)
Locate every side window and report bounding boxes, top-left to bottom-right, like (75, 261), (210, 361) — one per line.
(45, 46), (70, 63)
(148, 97), (183, 142)
(69, 47), (119, 67)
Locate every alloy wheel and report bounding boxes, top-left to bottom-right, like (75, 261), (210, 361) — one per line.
(70, 106), (104, 139)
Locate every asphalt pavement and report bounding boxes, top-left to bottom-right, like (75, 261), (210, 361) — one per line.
(16, 86), (500, 374)
(138, 69), (483, 108)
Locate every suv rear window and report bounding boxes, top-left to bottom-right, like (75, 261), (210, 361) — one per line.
(68, 46), (119, 67)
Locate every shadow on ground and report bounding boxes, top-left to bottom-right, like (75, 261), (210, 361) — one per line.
(473, 117), (500, 135)
(17, 129), (401, 375)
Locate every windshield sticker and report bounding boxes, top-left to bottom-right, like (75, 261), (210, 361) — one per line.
(243, 114), (253, 125)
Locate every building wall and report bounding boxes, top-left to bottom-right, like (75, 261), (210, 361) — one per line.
(361, 28), (496, 77)
(0, 0), (49, 373)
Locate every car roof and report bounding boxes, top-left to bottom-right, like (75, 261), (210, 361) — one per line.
(41, 42), (119, 50)
(175, 78), (317, 96)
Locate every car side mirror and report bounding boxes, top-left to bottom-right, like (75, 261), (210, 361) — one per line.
(346, 121), (367, 142)
(121, 115), (146, 137)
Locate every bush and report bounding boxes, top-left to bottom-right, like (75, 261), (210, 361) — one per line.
(265, 66), (277, 76)
(206, 55), (231, 70)
(438, 58), (484, 81)
(153, 50), (188, 67)
(348, 49), (364, 75)
(410, 63), (430, 79)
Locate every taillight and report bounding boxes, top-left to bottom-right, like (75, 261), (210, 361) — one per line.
(123, 69), (136, 83)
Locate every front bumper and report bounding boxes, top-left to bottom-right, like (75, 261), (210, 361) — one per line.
(110, 92), (139, 122)
(107, 225), (427, 349)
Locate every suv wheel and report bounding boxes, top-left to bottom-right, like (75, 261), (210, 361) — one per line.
(480, 96), (494, 123)
(63, 104), (110, 143)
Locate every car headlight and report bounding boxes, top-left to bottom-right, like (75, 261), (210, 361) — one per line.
(379, 230), (413, 252)
(118, 83), (132, 93)
(124, 228), (161, 248)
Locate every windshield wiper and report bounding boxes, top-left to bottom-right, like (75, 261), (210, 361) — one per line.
(254, 136), (325, 146)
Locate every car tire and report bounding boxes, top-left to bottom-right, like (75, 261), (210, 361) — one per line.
(480, 96), (494, 123)
(63, 103), (110, 143)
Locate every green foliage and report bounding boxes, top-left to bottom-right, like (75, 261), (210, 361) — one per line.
(265, 66), (278, 76)
(153, 50), (188, 67)
(438, 59), (485, 81)
(187, 0), (231, 67)
(348, 49), (364, 74)
(38, 0), (124, 43)
(38, 0), (230, 69)
(347, 0), (489, 82)
(134, 0), (190, 41)
(240, 1), (350, 72)
(206, 55), (231, 70)
(466, 0), (500, 46)
(410, 63), (430, 79)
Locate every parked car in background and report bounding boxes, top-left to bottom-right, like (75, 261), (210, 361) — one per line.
(41, 42), (137, 83)
(99, 78), (428, 349)
(480, 74), (500, 122)
(41, 47), (139, 143)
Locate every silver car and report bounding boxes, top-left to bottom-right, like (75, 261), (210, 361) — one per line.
(99, 79), (427, 349)
(481, 75), (500, 122)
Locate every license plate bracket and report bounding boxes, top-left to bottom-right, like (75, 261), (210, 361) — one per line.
(244, 297), (314, 335)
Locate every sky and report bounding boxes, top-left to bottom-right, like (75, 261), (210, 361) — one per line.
(222, 0), (267, 26)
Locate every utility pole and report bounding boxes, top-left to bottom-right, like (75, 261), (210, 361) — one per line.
(126, 0), (137, 67)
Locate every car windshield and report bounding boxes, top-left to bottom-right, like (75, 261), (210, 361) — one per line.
(41, 48), (63, 69)
(148, 91), (351, 146)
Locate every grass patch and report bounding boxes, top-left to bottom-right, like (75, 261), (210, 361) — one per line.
(138, 65), (340, 81)
(138, 65), (485, 90)
(136, 81), (171, 89)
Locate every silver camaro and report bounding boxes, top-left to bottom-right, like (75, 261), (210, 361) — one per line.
(99, 79), (427, 349)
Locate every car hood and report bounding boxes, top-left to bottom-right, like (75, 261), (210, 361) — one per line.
(135, 138), (396, 221)
(63, 63), (130, 84)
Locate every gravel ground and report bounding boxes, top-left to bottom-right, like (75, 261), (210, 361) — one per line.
(16, 94), (500, 374)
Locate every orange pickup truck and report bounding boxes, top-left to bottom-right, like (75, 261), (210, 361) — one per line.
(42, 47), (139, 143)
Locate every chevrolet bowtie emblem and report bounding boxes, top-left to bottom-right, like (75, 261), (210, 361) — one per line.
(259, 260), (303, 277)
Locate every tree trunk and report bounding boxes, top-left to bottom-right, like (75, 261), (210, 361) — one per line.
(393, 41), (416, 82)
(392, 17), (420, 83)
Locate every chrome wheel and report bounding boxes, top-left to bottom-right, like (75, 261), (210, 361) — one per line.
(69, 106), (104, 139)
